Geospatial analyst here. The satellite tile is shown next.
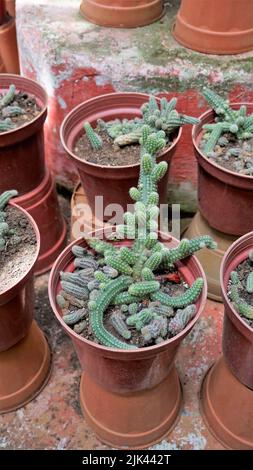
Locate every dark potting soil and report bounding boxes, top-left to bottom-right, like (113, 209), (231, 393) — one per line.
(60, 266), (190, 348)
(74, 127), (171, 167)
(0, 206), (37, 293)
(0, 90), (41, 134)
(199, 132), (253, 176)
(227, 258), (253, 329)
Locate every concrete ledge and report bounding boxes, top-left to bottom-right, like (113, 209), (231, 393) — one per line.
(17, 0), (253, 212)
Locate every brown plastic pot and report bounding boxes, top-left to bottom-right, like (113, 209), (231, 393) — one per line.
(14, 169), (67, 276)
(201, 356), (253, 450)
(0, 16), (19, 74)
(61, 93), (182, 218)
(80, 0), (164, 28)
(0, 74), (48, 195)
(184, 211), (236, 302)
(221, 231), (253, 389)
(193, 104), (253, 236)
(49, 229), (207, 448)
(173, 0), (253, 55)
(0, 201), (40, 352)
(0, 320), (52, 414)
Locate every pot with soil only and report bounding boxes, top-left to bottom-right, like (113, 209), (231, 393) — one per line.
(61, 92), (200, 217)
(173, 0), (253, 55)
(0, 192), (51, 413)
(201, 232), (253, 450)
(0, 75), (67, 274)
(193, 102), (253, 237)
(80, 0), (165, 28)
(49, 231), (207, 448)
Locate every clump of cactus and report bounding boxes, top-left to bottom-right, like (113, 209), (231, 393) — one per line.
(84, 95), (200, 150)
(228, 253), (253, 322)
(0, 84), (24, 133)
(0, 190), (19, 252)
(59, 129), (216, 348)
(202, 88), (253, 154)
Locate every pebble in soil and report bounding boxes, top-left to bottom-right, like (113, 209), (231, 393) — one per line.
(227, 257), (253, 329)
(74, 127), (173, 167)
(0, 207), (37, 293)
(199, 132), (253, 176)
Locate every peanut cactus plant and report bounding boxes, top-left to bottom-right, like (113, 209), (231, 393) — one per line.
(59, 128), (216, 349)
(202, 87), (253, 154)
(84, 95), (200, 150)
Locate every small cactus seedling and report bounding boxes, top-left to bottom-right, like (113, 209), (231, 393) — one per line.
(59, 128), (215, 349)
(84, 122), (103, 150)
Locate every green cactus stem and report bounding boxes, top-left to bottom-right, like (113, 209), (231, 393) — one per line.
(74, 320), (87, 334)
(126, 308), (155, 331)
(59, 290), (85, 308)
(110, 312), (131, 340)
(168, 305), (197, 336)
(84, 122), (103, 150)
(152, 278), (204, 309)
(0, 84), (16, 109)
(89, 275), (137, 349)
(0, 118), (16, 131)
(246, 272), (253, 294)
(141, 316), (168, 343)
(0, 190), (18, 211)
(71, 245), (87, 258)
(63, 309), (86, 326)
(61, 281), (89, 300)
(2, 106), (24, 118)
(129, 281), (160, 297)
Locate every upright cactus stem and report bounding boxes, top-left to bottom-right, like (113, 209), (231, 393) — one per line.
(58, 129), (215, 349)
(84, 122), (103, 150)
(0, 84), (16, 109)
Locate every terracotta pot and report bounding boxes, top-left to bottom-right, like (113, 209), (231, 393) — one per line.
(220, 231), (253, 389)
(80, 0), (164, 28)
(0, 201), (40, 351)
(48, 229), (207, 448)
(61, 93), (182, 218)
(0, 16), (19, 74)
(0, 74), (47, 195)
(193, 104), (253, 236)
(0, 202), (51, 413)
(201, 356), (253, 450)
(173, 0), (253, 55)
(0, 321), (52, 413)
(184, 211), (236, 302)
(0, 55), (5, 73)
(14, 169), (67, 275)
(4, 1), (15, 18)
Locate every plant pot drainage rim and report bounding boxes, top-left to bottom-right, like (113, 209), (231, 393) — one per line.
(192, 104), (253, 182)
(0, 201), (40, 302)
(60, 91), (182, 171)
(49, 228), (207, 356)
(0, 73), (48, 137)
(220, 231), (253, 337)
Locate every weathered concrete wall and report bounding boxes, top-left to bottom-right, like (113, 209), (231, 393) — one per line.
(16, 0), (253, 212)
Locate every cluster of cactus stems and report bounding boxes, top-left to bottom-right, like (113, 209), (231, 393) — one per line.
(0, 85), (23, 132)
(83, 95), (200, 151)
(58, 128), (216, 349)
(0, 190), (19, 252)
(202, 88), (253, 154)
(228, 250), (253, 321)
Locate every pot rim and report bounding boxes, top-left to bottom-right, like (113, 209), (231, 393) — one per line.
(0, 200), (40, 300)
(220, 230), (253, 336)
(60, 91), (183, 171)
(0, 73), (48, 137)
(192, 103), (253, 181)
(48, 229), (207, 355)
